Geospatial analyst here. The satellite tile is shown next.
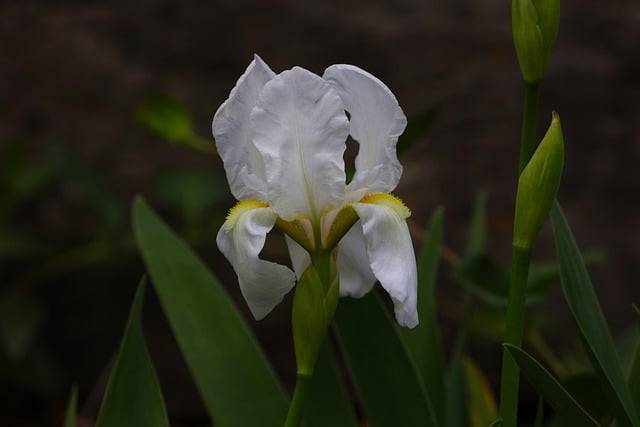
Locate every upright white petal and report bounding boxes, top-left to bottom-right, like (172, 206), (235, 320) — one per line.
(336, 223), (377, 297)
(251, 67), (349, 222)
(212, 55), (275, 200)
(216, 202), (296, 320)
(351, 198), (418, 328)
(323, 64), (407, 197)
(284, 235), (310, 280)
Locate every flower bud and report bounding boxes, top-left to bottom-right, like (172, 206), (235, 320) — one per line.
(513, 112), (564, 248)
(512, 0), (560, 83)
(291, 262), (339, 376)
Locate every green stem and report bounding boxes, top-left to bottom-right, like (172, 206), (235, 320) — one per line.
(499, 245), (532, 427)
(518, 82), (540, 173)
(284, 373), (311, 427)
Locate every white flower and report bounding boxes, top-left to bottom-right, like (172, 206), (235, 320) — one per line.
(213, 55), (418, 328)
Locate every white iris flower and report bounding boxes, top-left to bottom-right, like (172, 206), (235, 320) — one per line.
(213, 55), (418, 328)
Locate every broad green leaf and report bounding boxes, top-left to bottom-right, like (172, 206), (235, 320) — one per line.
(95, 281), (169, 427)
(303, 343), (359, 427)
(465, 191), (488, 258)
(488, 419), (503, 427)
(132, 197), (288, 426)
(551, 203), (638, 426)
(562, 374), (613, 425)
(463, 357), (497, 427)
(135, 93), (214, 154)
(445, 334), (468, 427)
(401, 206), (446, 423)
(64, 385), (78, 427)
(335, 292), (438, 427)
(397, 106), (439, 155)
(504, 345), (599, 426)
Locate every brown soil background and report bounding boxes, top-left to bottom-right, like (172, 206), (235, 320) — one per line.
(1, 0), (639, 425)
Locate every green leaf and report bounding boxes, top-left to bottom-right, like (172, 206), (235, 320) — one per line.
(445, 334), (468, 427)
(504, 344), (599, 426)
(95, 280), (169, 427)
(64, 385), (78, 427)
(335, 292), (438, 427)
(135, 93), (214, 154)
(465, 191), (488, 258)
(488, 419), (503, 427)
(463, 357), (497, 427)
(401, 206), (446, 423)
(562, 374), (613, 425)
(527, 250), (606, 304)
(629, 306), (640, 421)
(132, 197), (288, 426)
(303, 343), (359, 427)
(444, 344), (469, 427)
(551, 203), (639, 426)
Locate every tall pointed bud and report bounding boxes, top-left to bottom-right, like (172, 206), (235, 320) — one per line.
(512, 0), (560, 83)
(513, 112), (564, 248)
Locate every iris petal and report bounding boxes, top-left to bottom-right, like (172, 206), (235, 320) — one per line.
(216, 201), (296, 319)
(251, 66), (349, 222)
(323, 64), (407, 197)
(212, 55), (275, 200)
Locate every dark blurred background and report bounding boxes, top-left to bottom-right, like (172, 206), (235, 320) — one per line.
(1, 0), (639, 425)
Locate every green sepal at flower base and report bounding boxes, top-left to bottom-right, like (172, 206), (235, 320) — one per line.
(292, 259), (339, 377)
(513, 112), (564, 249)
(512, 0), (560, 83)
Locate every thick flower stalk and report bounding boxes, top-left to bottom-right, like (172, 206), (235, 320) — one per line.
(213, 55), (418, 424)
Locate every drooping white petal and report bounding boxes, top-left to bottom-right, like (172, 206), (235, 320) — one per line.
(212, 55), (275, 200)
(351, 198), (418, 328)
(216, 201), (296, 320)
(284, 235), (310, 280)
(336, 222), (377, 298)
(323, 64), (407, 197)
(251, 66), (349, 221)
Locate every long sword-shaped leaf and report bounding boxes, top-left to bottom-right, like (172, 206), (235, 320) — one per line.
(551, 203), (638, 426)
(629, 305), (640, 420)
(401, 207), (445, 423)
(504, 344), (599, 426)
(336, 292), (438, 427)
(132, 197), (288, 426)
(95, 281), (169, 427)
(303, 342), (359, 427)
(64, 385), (78, 427)
(464, 357), (497, 427)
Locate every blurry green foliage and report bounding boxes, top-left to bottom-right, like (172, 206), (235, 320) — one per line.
(135, 93), (215, 154)
(63, 385), (78, 427)
(95, 281), (169, 427)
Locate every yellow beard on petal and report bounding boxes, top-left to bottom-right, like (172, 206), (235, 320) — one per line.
(359, 193), (411, 219)
(224, 199), (269, 230)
